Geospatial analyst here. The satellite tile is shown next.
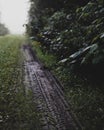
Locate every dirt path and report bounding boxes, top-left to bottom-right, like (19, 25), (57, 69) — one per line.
(22, 44), (80, 130)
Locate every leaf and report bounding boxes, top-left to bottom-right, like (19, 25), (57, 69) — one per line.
(100, 33), (104, 39)
(59, 58), (68, 63)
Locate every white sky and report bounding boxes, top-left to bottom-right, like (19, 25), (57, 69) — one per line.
(0, 0), (29, 34)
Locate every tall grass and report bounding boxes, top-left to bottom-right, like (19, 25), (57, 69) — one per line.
(31, 41), (57, 69)
(0, 35), (41, 130)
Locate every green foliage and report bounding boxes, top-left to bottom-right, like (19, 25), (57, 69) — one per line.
(28, 0), (104, 129)
(31, 41), (57, 68)
(31, 41), (104, 130)
(98, 0), (104, 5)
(0, 23), (9, 36)
(33, 1), (104, 78)
(0, 35), (41, 130)
(27, 0), (90, 36)
(54, 66), (104, 126)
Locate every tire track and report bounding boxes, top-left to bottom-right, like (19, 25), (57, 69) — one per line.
(22, 45), (80, 130)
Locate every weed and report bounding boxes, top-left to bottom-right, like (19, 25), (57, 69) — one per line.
(0, 35), (41, 130)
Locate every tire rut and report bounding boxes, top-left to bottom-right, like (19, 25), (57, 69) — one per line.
(22, 44), (80, 130)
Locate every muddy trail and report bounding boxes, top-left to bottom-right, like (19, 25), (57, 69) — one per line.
(22, 44), (81, 130)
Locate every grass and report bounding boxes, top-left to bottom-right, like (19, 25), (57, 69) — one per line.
(32, 42), (104, 130)
(0, 35), (41, 130)
(31, 41), (57, 69)
(56, 67), (104, 130)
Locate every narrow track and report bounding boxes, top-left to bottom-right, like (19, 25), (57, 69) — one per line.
(22, 44), (80, 130)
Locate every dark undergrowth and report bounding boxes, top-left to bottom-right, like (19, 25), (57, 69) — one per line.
(31, 41), (104, 130)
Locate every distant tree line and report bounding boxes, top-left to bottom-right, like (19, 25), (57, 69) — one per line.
(0, 23), (9, 36)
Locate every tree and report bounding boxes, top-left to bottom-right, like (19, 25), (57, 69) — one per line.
(0, 23), (9, 36)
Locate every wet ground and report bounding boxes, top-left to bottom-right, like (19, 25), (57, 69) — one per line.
(22, 44), (80, 130)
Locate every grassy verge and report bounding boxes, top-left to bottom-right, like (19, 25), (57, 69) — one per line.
(31, 41), (104, 130)
(31, 41), (57, 69)
(0, 35), (41, 130)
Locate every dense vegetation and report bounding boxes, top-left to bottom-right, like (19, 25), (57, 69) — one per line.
(0, 35), (40, 130)
(27, 0), (104, 129)
(0, 23), (9, 36)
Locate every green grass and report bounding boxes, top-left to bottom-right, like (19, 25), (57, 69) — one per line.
(31, 41), (57, 69)
(54, 66), (104, 130)
(0, 35), (41, 130)
(32, 42), (104, 130)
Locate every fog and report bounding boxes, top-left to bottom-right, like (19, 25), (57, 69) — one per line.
(0, 0), (29, 34)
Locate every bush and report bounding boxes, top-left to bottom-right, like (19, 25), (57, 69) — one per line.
(35, 1), (104, 78)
